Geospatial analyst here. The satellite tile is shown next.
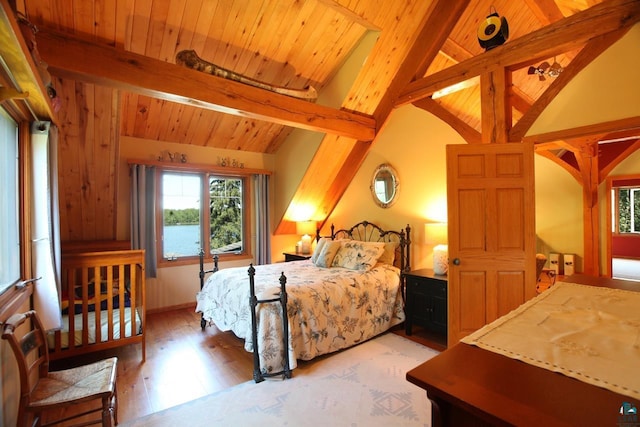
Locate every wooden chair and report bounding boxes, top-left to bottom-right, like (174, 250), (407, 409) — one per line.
(1, 310), (118, 426)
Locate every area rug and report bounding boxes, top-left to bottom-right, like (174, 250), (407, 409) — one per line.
(124, 333), (438, 426)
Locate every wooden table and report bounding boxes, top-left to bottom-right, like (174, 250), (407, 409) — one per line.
(406, 274), (640, 427)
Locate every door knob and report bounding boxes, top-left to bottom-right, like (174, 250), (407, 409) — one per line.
(452, 258), (460, 265)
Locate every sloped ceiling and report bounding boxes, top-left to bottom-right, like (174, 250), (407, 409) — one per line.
(12, 0), (640, 233)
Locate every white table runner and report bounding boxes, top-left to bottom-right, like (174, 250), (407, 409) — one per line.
(461, 281), (640, 399)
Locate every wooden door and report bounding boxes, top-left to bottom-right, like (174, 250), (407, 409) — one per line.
(446, 143), (537, 346)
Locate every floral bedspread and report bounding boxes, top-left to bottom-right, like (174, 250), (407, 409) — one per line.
(195, 260), (405, 372)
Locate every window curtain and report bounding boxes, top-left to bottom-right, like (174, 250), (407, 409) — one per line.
(254, 174), (271, 265)
(130, 164), (157, 277)
(31, 121), (62, 331)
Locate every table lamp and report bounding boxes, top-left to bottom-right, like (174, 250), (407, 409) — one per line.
(296, 220), (316, 254)
(425, 222), (448, 275)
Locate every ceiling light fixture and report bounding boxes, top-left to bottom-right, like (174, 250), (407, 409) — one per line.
(528, 58), (563, 81)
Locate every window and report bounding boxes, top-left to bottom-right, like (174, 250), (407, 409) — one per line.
(160, 170), (247, 263)
(0, 108), (20, 294)
(614, 187), (640, 233)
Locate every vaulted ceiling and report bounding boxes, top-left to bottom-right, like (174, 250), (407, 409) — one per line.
(9, 0), (640, 236)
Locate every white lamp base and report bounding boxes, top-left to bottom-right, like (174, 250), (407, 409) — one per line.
(433, 245), (449, 275)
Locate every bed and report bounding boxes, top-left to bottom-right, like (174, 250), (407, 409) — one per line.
(48, 242), (146, 362)
(406, 274), (640, 427)
(196, 220), (411, 375)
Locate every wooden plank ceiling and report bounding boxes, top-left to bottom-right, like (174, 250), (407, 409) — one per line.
(14, 0), (640, 233)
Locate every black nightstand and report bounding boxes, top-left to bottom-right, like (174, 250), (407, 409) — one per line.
(283, 252), (312, 262)
(404, 268), (447, 341)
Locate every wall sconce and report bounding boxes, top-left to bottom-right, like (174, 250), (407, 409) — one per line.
(425, 222), (448, 276)
(296, 220), (316, 255)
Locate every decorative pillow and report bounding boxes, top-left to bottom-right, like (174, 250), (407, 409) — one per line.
(313, 240), (342, 268)
(310, 237), (329, 264)
(331, 241), (385, 271)
(377, 241), (399, 265)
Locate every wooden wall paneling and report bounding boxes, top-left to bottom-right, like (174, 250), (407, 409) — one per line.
(198, 0), (228, 62)
(92, 84), (118, 239)
(94, 0), (117, 42)
(144, 0), (171, 59)
(163, 100), (186, 142)
(150, 99), (173, 142)
(55, 79), (118, 240)
(114, 0), (135, 49)
(252, 6), (308, 84)
(172, 101), (196, 142)
(129, 0), (152, 55)
(119, 92), (137, 137)
(183, 107), (209, 146)
(190, 1), (219, 57)
(57, 78), (82, 240)
(73, 0), (95, 36)
(142, 97), (165, 141)
(224, 2), (275, 80)
(156, 0), (187, 63)
(79, 82), (97, 238)
(132, 94), (151, 138)
(202, 109), (225, 147)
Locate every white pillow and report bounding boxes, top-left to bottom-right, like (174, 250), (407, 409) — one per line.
(310, 237), (329, 264)
(313, 240), (341, 268)
(331, 241), (385, 271)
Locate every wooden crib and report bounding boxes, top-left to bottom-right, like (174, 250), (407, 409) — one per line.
(48, 242), (146, 361)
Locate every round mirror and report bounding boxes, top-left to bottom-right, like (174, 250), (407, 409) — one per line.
(371, 163), (399, 208)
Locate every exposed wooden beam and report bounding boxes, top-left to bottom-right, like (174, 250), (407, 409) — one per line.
(523, 0), (566, 24)
(396, 0), (640, 106)
(536, 149), (582, 182)
(522, 116), (640, 145)
(480, 68), (511, 144)
(413, 98), (482, 144)
(574, 142), (600, 275)
(599, 138), (640, 181)
(375, 0), (471, 123)
(510, 29), (629, 142)
(35, 27), (376, 142)
(276, 0), (471, 234)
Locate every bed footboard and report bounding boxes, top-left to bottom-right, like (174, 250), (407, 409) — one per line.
(199, 250), (219, 329)
(49, 248), (146, 361)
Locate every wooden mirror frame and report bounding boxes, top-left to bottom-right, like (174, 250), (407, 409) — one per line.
(370, 163), (399, 208)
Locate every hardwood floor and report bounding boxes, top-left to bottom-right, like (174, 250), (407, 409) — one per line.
(48, 307), (254, 424)
(45, 309), (438, 425)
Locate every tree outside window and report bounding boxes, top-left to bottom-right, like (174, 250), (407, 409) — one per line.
(616, 187), (640, 233)
(160, 171), (246, 262)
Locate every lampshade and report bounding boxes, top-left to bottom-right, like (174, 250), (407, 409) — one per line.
(424, 222), (448, 245)
(296, 220), (316, 236)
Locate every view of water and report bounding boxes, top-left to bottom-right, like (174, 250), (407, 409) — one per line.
(164, 224), (201, 257)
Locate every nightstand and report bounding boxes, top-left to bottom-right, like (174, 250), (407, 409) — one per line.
(283, 252), (312, 262)
(404, 268), (447, 341)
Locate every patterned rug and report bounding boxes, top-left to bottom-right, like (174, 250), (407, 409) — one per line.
(124, 333), (438, 426)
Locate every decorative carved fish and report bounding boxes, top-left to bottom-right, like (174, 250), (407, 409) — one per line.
(176, 50), (318, 101)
